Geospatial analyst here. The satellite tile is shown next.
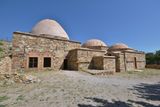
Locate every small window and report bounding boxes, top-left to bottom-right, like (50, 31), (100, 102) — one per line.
(29, 57), (38, 68)
(44, 57), (51, 67)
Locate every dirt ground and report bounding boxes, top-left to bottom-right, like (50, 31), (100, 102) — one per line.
(0, 69), (160, 107)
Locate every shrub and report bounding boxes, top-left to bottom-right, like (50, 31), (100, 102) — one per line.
(0, 41), (3, 46)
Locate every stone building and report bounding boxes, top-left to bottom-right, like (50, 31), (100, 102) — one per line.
(11, 19), (145, 73)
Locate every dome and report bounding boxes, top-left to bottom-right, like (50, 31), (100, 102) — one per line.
(31, 19), (69, 39)
(82, 39), (107, 47)
(110, 43), (129, 50)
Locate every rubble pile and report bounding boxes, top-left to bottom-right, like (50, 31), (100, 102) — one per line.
(0, 72), (40, 85)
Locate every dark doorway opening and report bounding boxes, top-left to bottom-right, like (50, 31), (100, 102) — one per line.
(44, 57), (51, 67)
(29, 57), (38, 68)
(115, 58), (120, 72)
(63, 59), (68, 70)
(134, 57), (137, 69)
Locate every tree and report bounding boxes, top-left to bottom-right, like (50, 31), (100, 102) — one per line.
(146, 52), (155, 64)
(155, 50), (160, 64)
(146, 50), (160, 65)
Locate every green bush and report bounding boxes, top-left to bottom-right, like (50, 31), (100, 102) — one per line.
(0, 41), (3, 46)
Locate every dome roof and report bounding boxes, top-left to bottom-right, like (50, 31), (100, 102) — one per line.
(110, 43), (129, 50)
(82, 39), (107, 47)
(31, 19), (69, 39)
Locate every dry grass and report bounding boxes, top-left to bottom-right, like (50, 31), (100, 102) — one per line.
(115, 69), (160, 78)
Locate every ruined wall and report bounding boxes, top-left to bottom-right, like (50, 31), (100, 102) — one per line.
(125, 52), (146, 71)
(12, 32), (81, 71)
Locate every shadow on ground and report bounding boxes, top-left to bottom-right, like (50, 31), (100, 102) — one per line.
(78, 82), (160, 107)
(78, 97), (131, 107)
(128, 82), (160, 107)
(131, 82), (160, 101)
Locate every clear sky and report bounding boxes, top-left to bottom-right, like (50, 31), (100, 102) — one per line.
(0, 0), (160, 52)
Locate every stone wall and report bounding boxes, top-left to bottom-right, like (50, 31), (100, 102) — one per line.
(119, 53), (126, 72)
(103, 56), (116, 72)
(92, 56), (103, 70)
(12, 32), (81, 72)
(125, 52), (146, 71)
(109, 52), (125, 72)
(77, 48), (105, 70)
(11, 32), (146, 72)
(109, 51), (145, 72)
(85, 46), (108, 51)
(67, 48), (105, 70)
(93, 56), (116, 72)
(67, 50), (78, 70)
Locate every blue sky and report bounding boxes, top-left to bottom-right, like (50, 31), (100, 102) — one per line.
(0, 0), (160, 52)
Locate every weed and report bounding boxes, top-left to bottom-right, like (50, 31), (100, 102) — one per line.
(0, 96), (9, 102)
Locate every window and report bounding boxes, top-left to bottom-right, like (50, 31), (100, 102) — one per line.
(44, 57), (51, 67)
(29, 57), (38, 68)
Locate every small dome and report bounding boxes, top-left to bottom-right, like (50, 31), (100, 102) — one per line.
(110, 43), (129, 50)
(82, 39), (107, 47)
(31, 19), (69, 39)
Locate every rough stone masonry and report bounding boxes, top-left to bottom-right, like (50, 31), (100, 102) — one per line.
(1, 19), (146, 74)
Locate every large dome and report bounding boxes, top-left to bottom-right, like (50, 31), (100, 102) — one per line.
(110, 43), (129, 50)
(31, 19), (69, 39)
(82, 39), (107, 47)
